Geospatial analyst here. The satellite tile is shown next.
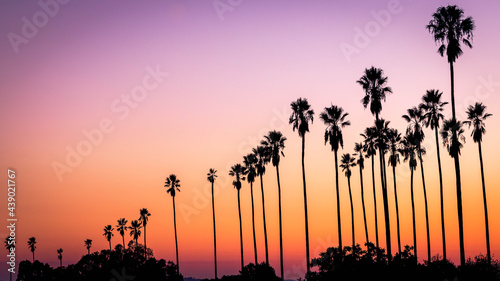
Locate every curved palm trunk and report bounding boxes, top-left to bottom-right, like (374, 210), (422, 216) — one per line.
(260, 175), (269, 265)
(347, 176), (355, 253)
(250, 182), (258, 265)
(237, 188), (244, 272)
(276, 165), (284, 281)
(370, 155), (379, 250)
(173, 196), (180, 273)
(379, 149), (392, 261)
(301, 136), (311, 274)
(392, 165), (401, 255)
(418, 152), (431, 262)
(211, 181), (218, 279)
(410, 168), (417, 263)
(334, 150), (343, 252)
(478, 141), (491, 264)
(359, 166), (369, 247)
(434, 128), (446, 261)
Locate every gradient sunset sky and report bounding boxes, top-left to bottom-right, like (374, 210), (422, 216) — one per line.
(1, 0), (500, 279)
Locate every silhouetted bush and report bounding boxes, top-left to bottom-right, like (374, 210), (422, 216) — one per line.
(202, 262), (280, 281)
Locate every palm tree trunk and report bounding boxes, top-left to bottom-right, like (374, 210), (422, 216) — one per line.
(379, 149), (392, 261)
(334, 150), (342, 252)
(173, 196), (180, 273)
(109, 240), (112, 252)
(371, 155), (379, 250)
(33, 251), (35, 262)
(434, 128), (446, 261)
(359, 166), (369, 247)
(347, 176), (355, 253)
(478, 141), (491, 264)
(211, 181), (218, 279)
(419, 152), (431, 262)
(60, 258), (62, 267)
(276, 165), (284, 281)
(410, 168), (417, 262)
(122, 235), (126, 251)
(250, 182), (258, 265)
(454, 153), (465, 267)
(260, 175), (269, 265)
(301, 136), (311, 274)
(392, 165), (401, 255)
(237, 188), (244, 271)
(449, 62), (456, 119)
(144, 225), (147, 259)
(88, 248), (90, 255)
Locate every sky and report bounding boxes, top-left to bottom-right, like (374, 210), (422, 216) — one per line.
(1, 0), (499, 280)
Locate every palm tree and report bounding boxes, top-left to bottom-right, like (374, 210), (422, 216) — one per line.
(357, 66), (393, 260)
(253, 145), (270, 265)
(103, 225), (114, 252)
(464, 102), (492, 264)
(261, 130), (286, 280)
(403, 107), (431, 262)
(27, 237), (36, 262)
(229, 163), (247, 272)
(129, 220), (142, 246)
(84, 239), (92, 255)
(320, 105), (350, 252)
(427, 6), (474, 266)
(165, 174), (181, 273)
(420, 89), (448, 261)
(400, 132), (418, 262)
(289, 97), (314, 275)
(244, 153), (259, 265)
(387, 128), (402, 255)
(340, 153), (357, 252)
(140, 208), (151, 258)
(207, 168), (218, 279)
(354, 142), (369, 248)
(116, 218), (128, 250)
(57, 248), (63, 267)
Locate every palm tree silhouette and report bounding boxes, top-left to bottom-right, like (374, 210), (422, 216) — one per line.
(5, 237), (13, 281)
(129, 220), (142, 246)
(427, 5), (474, 266)
(357, 66), (393, 260)
(103, 225), (114, 252)
(289, 97), (314, 275)
(253, 145), (270, 265)
(354, 142), (369, 248)
(320, 105), (350, 253)
(420, 89), (448, 261)
(244, 153), (259, 265)
(207, 168), (218, 279)
(229, 163), (247, 272)
(84, 239), (92, 255)
(464, 102), (492, 264)
(27, 237), (36, 262)
(140, 208), (151, 259)
(387, 128), (402, 255)
(116, 218), (128, 250)
(340, 153), (357, 252)
(261, 130), (286, 280)
(57, 248), (63, 267)
(165, 174), (181, 273)
(403, 107), (431, 262)
(361, 127), (379, 251)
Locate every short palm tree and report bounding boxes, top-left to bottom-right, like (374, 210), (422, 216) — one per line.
(244, 153), (259, 265)
(116, 218), (128, 250)
(320, 105), (350, 252)
(419, 89), (448, 260)
(229, 163), (247, 272)
(289, 97), (314, 275)
(387, 128), (402, 255)
(354, 142), (369, 248)
(84, 239), (92, 255)
(253, 145), (270, 265)
(340, 153), (357, 252)
(207, 168), (218, 279)
(27, 237), (36, 262)
(165, 174), (181, 273)
(140, 208), (151, 258)
(57, 248), (63, 267)
(129, 220), (142, 246)
(103, 225), (114, 252)
(261, 130), (286, 280)
(361, 127), (379, 250)
(464, 102), (492, 264)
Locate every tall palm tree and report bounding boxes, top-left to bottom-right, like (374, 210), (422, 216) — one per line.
(340, 153), (357, 252)
(427, 6), (474, 266)
(403, 107), (431, 262)
(420, 89), (448, 261)
(289, 97), (314, 275)
(129, 220), (142, 246)
(57, 248), (63, 267)
(357, 66), (393, 260)
(116, 218), (128, 250)
(354, 142), (369, 248)
(84, 239), (92, 255)
(400, 132), (419, 262)
(244, 153), (259, 265)
(387, 128), (402, 255)
(361, 127), (379, 251)
(207, 168), (218, 279)
(165, 174), (181, 273)
(103, 225), (114, 252)
(320, 105), (350, 252)
(261, 130), (286, 280)
(140, 208), (151, 258)
(464, 102), (492, 264)
(229, 163), (247, 272)
(27, 237), (36, 262)
(253, 145), (270, 265)
(5, 237), (13, 281)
